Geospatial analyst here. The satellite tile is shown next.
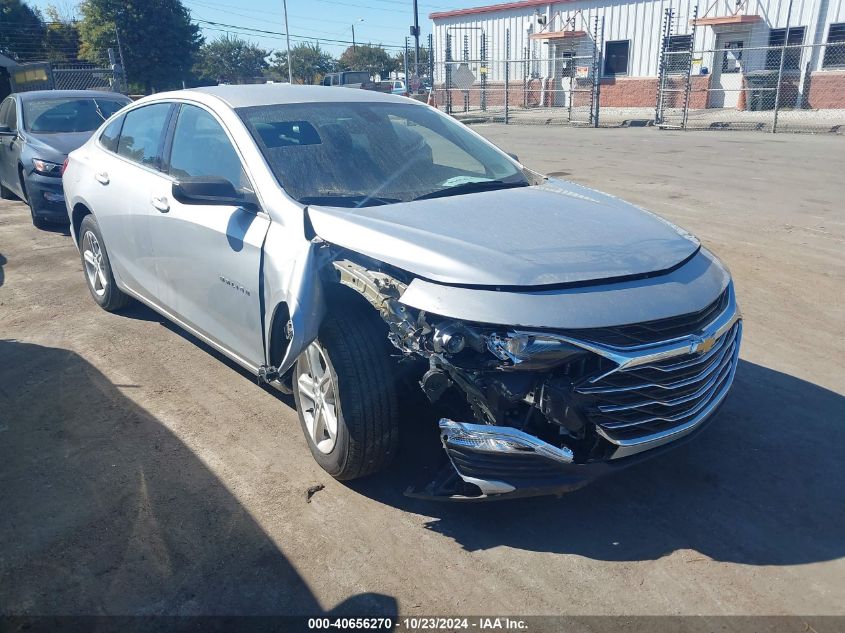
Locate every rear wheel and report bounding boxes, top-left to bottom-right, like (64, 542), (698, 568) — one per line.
(78, 214), (131, 312)
(293, 305), (400, 480)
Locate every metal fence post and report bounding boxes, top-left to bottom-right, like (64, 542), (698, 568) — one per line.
(680, 6), (698, 130)
(428, 33), (434, 83)
(772, 0), (794, 133)
(654, 8), (673, 125)
(504, 29), (510, 124)
(591, 15), (603, 127)
(404, 37), (410, 93)
(445, 34), (453, 114)
(480, 32), (487, 112)
(462, 34), (470, 112)
(114, 26), (127, 91)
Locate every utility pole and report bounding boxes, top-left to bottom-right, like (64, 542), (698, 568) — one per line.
(282, 0), (293, 83)
(412, 0), (420, 66)
(352, 23), (357, 50)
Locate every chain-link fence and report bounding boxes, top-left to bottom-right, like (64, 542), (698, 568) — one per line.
(658, 40), (845, 132)
(430, 12), (845, 133)
(1, 21), (127, 95)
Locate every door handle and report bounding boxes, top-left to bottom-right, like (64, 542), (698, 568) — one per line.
(95, 172), (109, 185)
(151, 196), (170, 213)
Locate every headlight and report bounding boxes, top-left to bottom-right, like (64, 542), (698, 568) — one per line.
(487, 332), (585, 368)
(32, 158), (63, 177)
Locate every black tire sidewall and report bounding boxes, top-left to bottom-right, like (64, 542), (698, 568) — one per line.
(78, 215), (119, 309)
(292, 339), (352, 478)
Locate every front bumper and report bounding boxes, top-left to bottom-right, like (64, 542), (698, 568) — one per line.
(25, 172), (67, 220)
(407, 405), (725, 501)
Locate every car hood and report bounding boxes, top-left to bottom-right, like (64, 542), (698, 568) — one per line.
(307, 179), (700, 288)
(24, 131), (93, 159)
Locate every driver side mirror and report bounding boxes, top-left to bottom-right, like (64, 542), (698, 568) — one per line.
(172, 177), (258, 209)
(0, 124), (15, 137)
(506, 152), (520, 163)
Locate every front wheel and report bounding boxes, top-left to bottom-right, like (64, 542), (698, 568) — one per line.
(293, 307), (400, 480)
(78, 214), (131, 312)
(19, 173), (47, 230)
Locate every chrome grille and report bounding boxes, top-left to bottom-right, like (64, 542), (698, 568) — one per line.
(563, 287), (730, 347)
(576, 321), (741, 443)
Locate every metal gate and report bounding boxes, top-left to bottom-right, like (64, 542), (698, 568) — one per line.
(10, 58), (125, 94)
(655, 7), (698, 129)
(440, 16), (602, 125)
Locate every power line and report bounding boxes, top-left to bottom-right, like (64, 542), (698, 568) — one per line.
(196, 19), (406, 49)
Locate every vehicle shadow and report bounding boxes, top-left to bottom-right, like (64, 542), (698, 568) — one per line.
(351, 359), (845, 566)
(0, 252), (6, 287)
(39, 221), (71, 236)
(0, 340), (395, 617)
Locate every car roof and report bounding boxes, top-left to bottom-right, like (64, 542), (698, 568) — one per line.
(13, 90), (131, 102)
(181, 84), (420, 109)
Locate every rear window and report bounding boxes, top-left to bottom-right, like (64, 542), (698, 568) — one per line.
(341, 72), (369, 84)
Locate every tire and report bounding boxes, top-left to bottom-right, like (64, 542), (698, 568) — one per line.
(0, 180), (14, 200)
(78, 214), (132, 312)
(292, 304), (400, 480)
(18, 172), (48, 229)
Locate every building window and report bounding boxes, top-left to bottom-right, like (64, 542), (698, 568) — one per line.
(823, 23), (845, 68)
(766, 27), (805, 70)
(604, 40), (629, 76)
(664, 34), (692, 74)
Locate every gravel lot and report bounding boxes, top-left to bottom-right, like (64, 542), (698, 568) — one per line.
(1, 127), (843, 617)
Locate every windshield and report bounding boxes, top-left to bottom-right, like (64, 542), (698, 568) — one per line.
(237, 102), (530, 206)
(23, 97), (128, 134)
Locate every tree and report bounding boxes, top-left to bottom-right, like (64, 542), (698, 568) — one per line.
(394, 46), (430, 74)
(269, 42), (335, 85)
(77, 0), (202, 92)
(339, 44), (396, 79)
(195, 35), (268, 84)
(0, 0), (46, 62)
(43, 5), (81, 62)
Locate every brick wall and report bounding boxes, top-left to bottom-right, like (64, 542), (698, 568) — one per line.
(805, 71), (845, 109)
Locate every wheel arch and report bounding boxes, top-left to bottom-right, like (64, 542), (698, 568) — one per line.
(71, 202), (92, 246)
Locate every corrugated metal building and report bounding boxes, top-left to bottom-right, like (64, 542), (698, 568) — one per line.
(430, 0), (845, 109)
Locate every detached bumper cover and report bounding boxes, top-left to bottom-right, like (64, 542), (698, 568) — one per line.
(25, 172), (66, 219)
(407, 405), (726, 501)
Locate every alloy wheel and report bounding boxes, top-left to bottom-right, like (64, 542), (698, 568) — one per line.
(81, 230), (108, 297)
(297, 341), (339, 454)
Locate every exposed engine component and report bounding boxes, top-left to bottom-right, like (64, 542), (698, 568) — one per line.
(420, 367), (451, 402)
(332, 258), (600, 464)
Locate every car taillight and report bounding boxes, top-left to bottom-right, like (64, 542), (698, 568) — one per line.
(61, 158), (69, 176)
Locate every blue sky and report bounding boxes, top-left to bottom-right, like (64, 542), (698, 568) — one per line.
(27, 0), (490, 57)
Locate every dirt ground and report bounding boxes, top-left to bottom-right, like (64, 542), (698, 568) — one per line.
(1, 127), (843, 617)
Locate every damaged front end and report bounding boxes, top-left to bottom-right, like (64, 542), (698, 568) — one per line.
(330, 257), (742, 501)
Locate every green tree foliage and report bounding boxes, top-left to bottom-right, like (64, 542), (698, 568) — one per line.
(394, 46), (430, 73)
(43, 6), (81, 62)
(0, 0), (46, 61)
(269, 42), (336, 85)
(195, 35), (268, 84)
(78, 0), (202, 92)
(338, 44), (396, 79)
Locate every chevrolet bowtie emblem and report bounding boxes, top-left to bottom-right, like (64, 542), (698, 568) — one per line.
(690, 334), (716, 354)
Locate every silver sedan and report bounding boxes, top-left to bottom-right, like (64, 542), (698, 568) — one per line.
(62, 85), (741, 500)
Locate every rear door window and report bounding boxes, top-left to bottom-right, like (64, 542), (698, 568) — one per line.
(99, 115), (124, 152)
(116, 103), (173, 169)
